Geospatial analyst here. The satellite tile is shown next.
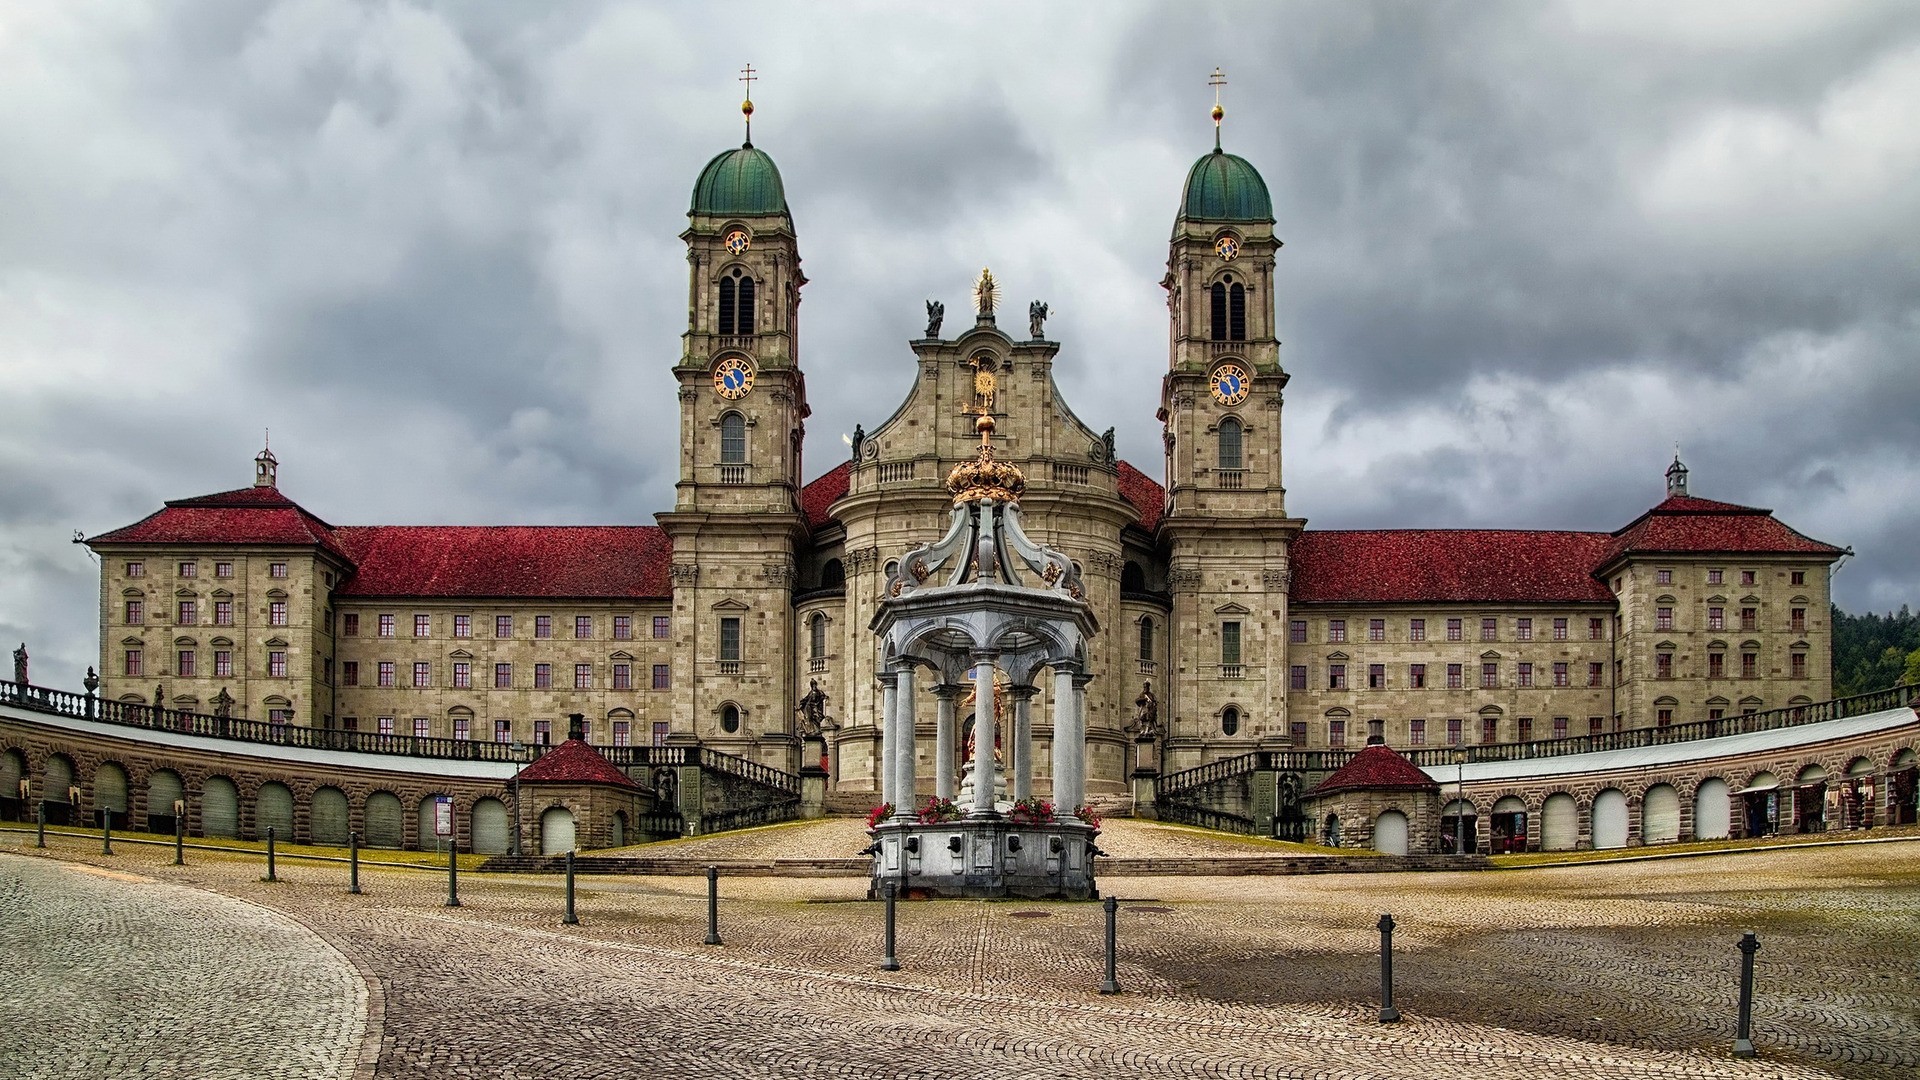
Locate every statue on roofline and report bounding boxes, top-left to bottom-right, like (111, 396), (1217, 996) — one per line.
(1028, 300), (1048, 339)
(12, 643), (25, 686)
(925, 300), (944, 338)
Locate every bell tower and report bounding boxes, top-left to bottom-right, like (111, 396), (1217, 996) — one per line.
(657, 75), (810, 756)
(1158, 71), (1304, 754)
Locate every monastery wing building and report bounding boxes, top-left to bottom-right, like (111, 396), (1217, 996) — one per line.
(85, 115), (1849, 801)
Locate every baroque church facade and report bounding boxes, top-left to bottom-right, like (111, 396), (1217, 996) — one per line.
(86, 112), (1847, 800)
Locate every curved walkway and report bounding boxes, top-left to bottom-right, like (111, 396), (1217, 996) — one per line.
(0, 854), (366, 1080)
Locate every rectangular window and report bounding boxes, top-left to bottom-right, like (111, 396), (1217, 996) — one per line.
(268, 708), (295, 728)
(378, 716), (395, 736)
(1409, 663), (1426, 688)
(1409, 618), (1426, 642)
(652, 721), (670, 747)
(1552, 662), (1569, 687)
(342, 716), (359, 733)
(653, 615), (671, 639)
(269, 600), (286, 627)
(1482, 717), (1499, 744)
(535, 719), (552, 746)
(614, 616), (632, 640)
(1517, 662), (1534, 688)
(1740, 607), (1757, 631)
(1709, 708), (1725, 721)
(415, 614), (431, 637)
(1709, 653), (1725, 678)
(1741, 652), (1757, 679)
(1657, 568), (1672, 585)
(653, 663), (670, 690)
(176, 649), (195, 677)
(1290, 665), (1307, 690)
(1655, 606), (1673, 630)
(1221, 622), (1241, 666)
(1289, 619), (1307, 643)
(453, 661), (471, 689)
(269, 562), (288, 579)
(1368, 618), (1385, 642)
(1516, 617), (1532, 641)
(1481, 662), (1498, 689)
(1790, 607), (1806, 633)
(1589, 716), (1604, 736)
(494, 663), (512, 689)
(1327, 619), (1346, 643)
(720, 617), (743, 662)
(1447, 618), (1462, 641)
(494, 719), (511, 743)
(213, 561), (231, 578)
(454, 615), (471, 638)
(1553, 716), (1569, 740)
(378, 614), (395, 637)
(1447, 717), (1463, 745)
(495, 615), (512, 638)
(378, 661), (395, 687)
(613, 663), (632, 690)
(1481, 617), (1497, 641)
(1446, 663), (1463, 689)
(1409, 718), (1426, 745)
(534, 663), (552, 689)
(1589, 617), (1605, 640)
(1328, 664), (1346, 690)
(176, 599), (197, 625)
(341, 660), (357, 686)
(1588, 662), (1604, 687)
(575, 663), (593, 689)
(454, 718), (471, 741)
(126, 561), (144, 578)
(1790, 653), (1806, 678)
(1741, 570), (1756, 586)
(1367, 663), (1385, 689)
(1708, 569), (1724, 584)
(1708, 606), (1724, 630)
(1656, 653), (1673, 679)
(177, 561), (196, 578)
(1790, 570), (1806, 586)
(575, 615), (592, 639)
(1328, 720), (1346, 748)
(1615, 659), (1624, 683)
(214, 600), (233, 626)
(1550, 617), (1566, 640)
(1657, 709), (1673, 728)
(1517, 717), (1533, 742)
(125, 599), (143, 625)
(535, 615), (552, 639)
(215, 650), (233, 678)
(1289, 721), (1308, 746)
(612, 721), (631, 747)
(269, 651), (287, 678)
(413, 661), (431, 687)
(413, 717), (429, 739)
(342, 613), (359, 636)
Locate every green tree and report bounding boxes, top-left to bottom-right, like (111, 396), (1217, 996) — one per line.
(1832, 604), (1920, 695)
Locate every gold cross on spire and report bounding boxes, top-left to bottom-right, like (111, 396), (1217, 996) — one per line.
(739, 63), (757, 145)
(1209, 67), (1227, 149)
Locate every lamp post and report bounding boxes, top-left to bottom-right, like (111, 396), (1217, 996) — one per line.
(1453, 748), (1468, 856)
(510, 741), (526, 857)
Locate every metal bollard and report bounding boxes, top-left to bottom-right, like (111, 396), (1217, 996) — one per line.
(264, 826), (277, 882)
(563, 850), (579, 925)
(101, 809), (112, 855)
(445, 838), (461, 907)
(173, 815), (184, 865)
(1099, 895), (1120, 994)
(703, 864), (723, 945)
(1377, 913), (1401, 1023)
(348, 831), (361, 895)
(879, 881), (900, 971)
(35, 802), (45, 848)
(1733, 931), (1760, 1057)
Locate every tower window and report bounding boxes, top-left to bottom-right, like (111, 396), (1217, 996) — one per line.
(1209, 281), (1228, 340)
(720, 617), (742, 662)
(1218, 417), (1243, 471)
(809, 613), (828, 660)
(1229, 282), (1246, 340)
(718, 268), (756, 335)
(720, 412), (747, 464)
(1138, 617), (1155, 662)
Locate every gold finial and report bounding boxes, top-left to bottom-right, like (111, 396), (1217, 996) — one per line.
(1209, 67), (1227, 150)
(948, 351), (1025, 504)
(739, 63), (757, 145)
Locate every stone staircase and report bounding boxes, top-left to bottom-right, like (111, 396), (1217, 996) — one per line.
(820, 790), (883, 817)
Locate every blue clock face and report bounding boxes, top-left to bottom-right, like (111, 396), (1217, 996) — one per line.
(1210, 363), (1250, 406)
(713, 357), (755, 399)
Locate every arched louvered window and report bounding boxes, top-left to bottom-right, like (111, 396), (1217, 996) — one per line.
(719, 268), (755, 335)
(1229, 282), (1247, 341)
(736, 272), (755, 334)
(720, 412), (747, 464)
(1218, 416), (1244, 471)
(718, 273), (737, 334)
(1209, 281), (1228, 340)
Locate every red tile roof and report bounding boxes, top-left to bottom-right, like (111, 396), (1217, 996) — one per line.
(1291, 529), (1617, 604)
(515, 739), (638, 787)
(1116, 460), (1165, 531)
(1601, 495), (1845, 567)
(88, 486), (351, 560)
(333, 526), (670, 599)
(1310, 743), (1440, 796)
(801, 461), (850, 530)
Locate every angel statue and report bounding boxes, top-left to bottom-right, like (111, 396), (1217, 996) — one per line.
(1028, 300), (1049, 339)
(924, 300), (944, 338)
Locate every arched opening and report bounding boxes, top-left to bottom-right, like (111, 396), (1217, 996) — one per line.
(1440, 798), (1477, 854)
(718, 267), (756, 335)
(255, 781), (294, 841)
(720, 703), (741, 734)
(1229, 281), (1247, 340)
(471, 797), (511, 855)
(1120, 561), (1147, 594)
(1138, 617), (1155, 665)
(1540, 792), (1578, 851)
(0, 749), (24, 822)
(1490, 795), (1527, 853)
(311, 786), (350, 846)
(43, 754), (74, 826)
(1322, 812), (1342, 847)
(1794, 764), (1828, 833)
(1220, 705), (1240, 736)
(612, 810), (629, 848)
(1740, 771), (1780, 837)
(819, 559), (845, 590)
(365, 790), (404, 849)
(145, 769), (184, 835)
(1642, 783), (1681, 844)
(1591, 788), (1629, 849)
(720, 412), (747, 464)
(201, 776), (239, 838)
(1892, 749), (1918, 825)
(416, 794), (452, 850)
(1693, 778), (1731, 840)
(93, 762), (129, 829)
(809, 612), (828, 660)
(1373, 809), (1408, 855)
(540, 805), (577, 855)
(1218, 417), (1243, 471)
(1209, 281), (1228, 340)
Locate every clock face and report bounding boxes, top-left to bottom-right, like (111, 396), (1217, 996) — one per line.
(1210, 362), (1250, 406)
(723, 229), (750, 256)
(1213, 234), (1239, 261)
(713, 357), (755, 400)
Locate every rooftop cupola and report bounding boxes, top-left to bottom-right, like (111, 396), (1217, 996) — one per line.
(1177, 68), (1273, 224)
(689, 66), (789, 218)
(254, 441), (278, 488)
(1666, 453), (1689, 498)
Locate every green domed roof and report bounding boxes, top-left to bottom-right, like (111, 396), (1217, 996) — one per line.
(1179, 148), (1272, 223)
(690, 144), (788, 217)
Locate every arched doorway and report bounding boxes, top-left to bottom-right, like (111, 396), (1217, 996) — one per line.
(43, 755), (74, 825)
(1693, 778), (1731, 840)
(365, 791), (404, 848)
(1591, 789), (1628, 849)
(1440, 799), (1477, 854)
(255, 781), (294, 841)
(1373, 809), (1408, 855)
(540, 806), (577, 855)
(202, 776), (239, 838)
(93, 762), (130, 830)
(471, 797), (510, 855)
(146, 769), (184, 835)
(1489, 796), (1527, 853)
(0, 749), (24, 822)
(1540, 793), (1578, 851)
(1740, 771), (1780, 837)
(1794, 764), (1828, 833)
(311, 787), (350, 846)
(1642, 783), (1680, 844)
(1891, 749), (1918, 826)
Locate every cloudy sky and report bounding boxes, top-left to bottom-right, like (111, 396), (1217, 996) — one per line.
(4, 1), (1918, 687)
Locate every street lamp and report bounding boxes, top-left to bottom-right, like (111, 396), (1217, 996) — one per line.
(1453, 748), (1468, 856)
(509, 741), (526, 856)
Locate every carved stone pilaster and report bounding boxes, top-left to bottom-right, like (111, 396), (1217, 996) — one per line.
(761, 563), (795, 587)
(669, 563), (700, 584)
(1262, 568), (1292, 591)
(1085, 552), (1123, 574)
(678, 387), (697, 402)
(1168, 569), (1202, 592)
(846, 546), (881, 571)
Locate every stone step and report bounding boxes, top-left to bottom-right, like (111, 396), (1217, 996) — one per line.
(478, 852), (1490, 877)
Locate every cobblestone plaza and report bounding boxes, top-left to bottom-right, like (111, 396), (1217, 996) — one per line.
(3, 821), (1916, 1079)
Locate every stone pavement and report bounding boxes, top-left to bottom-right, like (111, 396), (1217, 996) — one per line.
(3, 825), (1917, 1079)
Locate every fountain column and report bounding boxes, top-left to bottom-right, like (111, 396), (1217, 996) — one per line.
(894, 664), (917, 814)
(970, 653), (999, 817)
(1011, 686), (1037, 803)
(934, 684), (958, 801)
(878, 671), (898, 809)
